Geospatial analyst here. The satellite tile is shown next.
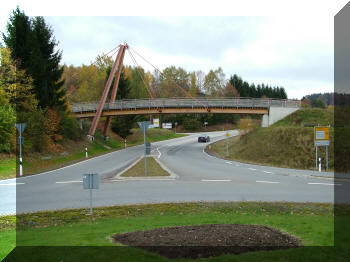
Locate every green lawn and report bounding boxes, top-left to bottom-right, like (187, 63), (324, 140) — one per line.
(1, 201), (341, 261)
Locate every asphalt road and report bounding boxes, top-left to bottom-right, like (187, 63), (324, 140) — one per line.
(1, 131), (349, 215)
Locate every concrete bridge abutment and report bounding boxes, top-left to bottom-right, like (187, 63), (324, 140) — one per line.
(261, 107), (299, 127)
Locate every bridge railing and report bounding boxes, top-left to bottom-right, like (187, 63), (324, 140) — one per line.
(71, 97), (300, 113)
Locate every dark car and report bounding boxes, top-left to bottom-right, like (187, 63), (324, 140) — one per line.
(198, 135), (210, 143)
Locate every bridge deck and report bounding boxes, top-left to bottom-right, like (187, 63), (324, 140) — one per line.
(71, 98), (300, 118)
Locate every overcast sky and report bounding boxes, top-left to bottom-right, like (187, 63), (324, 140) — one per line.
(1, 0), (348, 99)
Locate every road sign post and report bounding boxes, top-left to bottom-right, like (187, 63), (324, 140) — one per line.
(138, 121), (151, 176)
(326, 145), (328, 171)
(83, 173), (99, 215)
(226, 132), (230, 157)
(15, 123), (26, 176)
(175, 122), (178, 134)
(314, 126), (330, 172)
(315, 146), (318, 170)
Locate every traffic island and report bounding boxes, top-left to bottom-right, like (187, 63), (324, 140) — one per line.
(112, 224), (302, 259)
(115, 156), (176, 179)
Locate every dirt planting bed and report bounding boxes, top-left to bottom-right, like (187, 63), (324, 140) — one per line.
(112, 224), (302, 259)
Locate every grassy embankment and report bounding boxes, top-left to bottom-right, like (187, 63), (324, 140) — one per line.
(1, 201), (342, 261)
(207, 108), (335, 171)
(0, 128), (185, 180)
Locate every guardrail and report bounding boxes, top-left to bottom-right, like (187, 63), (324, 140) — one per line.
(71, 97), (301, 113)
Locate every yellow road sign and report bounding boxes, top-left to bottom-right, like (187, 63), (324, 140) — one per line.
(314, 126), (330, 141)
(226, 132), (230, 137)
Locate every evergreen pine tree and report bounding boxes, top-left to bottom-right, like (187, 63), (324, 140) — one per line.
(3, 9), (66, 110)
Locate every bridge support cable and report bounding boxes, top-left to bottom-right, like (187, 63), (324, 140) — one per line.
(88, 44), (127, 140)
(126, 48), (160, 111)
(102, 44), (128, 139)
(129, 46), (210, 112)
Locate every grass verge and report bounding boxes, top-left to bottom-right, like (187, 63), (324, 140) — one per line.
(1, 201), (339, 261)
(0, 156), (15, 180)
(120, 157), (170, 177)
(0, 129), (185, 179)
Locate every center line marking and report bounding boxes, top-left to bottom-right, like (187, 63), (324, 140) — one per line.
(263, 171), (273, 174)
(308, 182), (341, 186)
(201, 179), (232, 182)
(225, 161), (232, 164)
(256, 180), (280, 184)
(248, 168), (257, 171)
(56, 181), (82, 184)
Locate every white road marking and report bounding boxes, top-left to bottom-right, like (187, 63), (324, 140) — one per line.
(156, 147), (162, 159)
(201, 179), (232, 182)
(235, 164), (240, 167)
(0, 183), (25, 186)
(111, 178), (175, 182)
(263, 171), (273, 174)
(55, 181), (82, 184)
(308, 182), (341, 186)
(248, 168), (257, 171)
(256, 180), (280, 184)
(225, 161), (232, 164)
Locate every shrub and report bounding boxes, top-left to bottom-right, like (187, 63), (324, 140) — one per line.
(60, 114), (81, 141)
(182, 118), (201, 131)
(0, 105), (16, 152)
(111, 115), (135, 139)
(17, 109), (47, 152)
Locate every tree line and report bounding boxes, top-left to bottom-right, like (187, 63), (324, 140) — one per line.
(0, 7), (289, 153)
(64, 63), (288, 103)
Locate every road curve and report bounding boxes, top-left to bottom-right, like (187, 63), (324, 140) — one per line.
(1, 131), (349, 215)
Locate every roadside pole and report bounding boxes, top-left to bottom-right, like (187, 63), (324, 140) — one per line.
(85, 147), (88, 158)
(15, 123), (26, 177)
(175, 122), (178, 134)
(319, 157), (322, 172)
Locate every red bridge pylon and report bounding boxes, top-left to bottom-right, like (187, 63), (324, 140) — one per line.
(88, 43), (128, 141)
